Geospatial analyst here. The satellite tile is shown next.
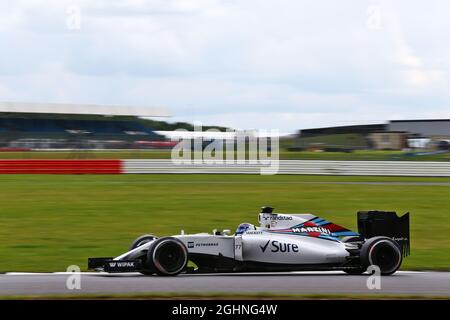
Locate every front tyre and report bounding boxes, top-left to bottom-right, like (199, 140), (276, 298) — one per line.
(360, 236), (402, 275)
(147, 237), (188, 276)
(129, 234), (158, 251)
(129, 234), (158, 275)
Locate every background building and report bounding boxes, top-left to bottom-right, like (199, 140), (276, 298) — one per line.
(389, 120), (450, 139)
(292, 124), (386, 151)
(0, 102), (170, 149)
(368, 131), (408, 150)
(293, 120), (450, 151)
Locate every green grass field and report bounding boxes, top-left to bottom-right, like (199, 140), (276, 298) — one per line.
(0, 174), (449, 272)
(0, 150), (448, 161)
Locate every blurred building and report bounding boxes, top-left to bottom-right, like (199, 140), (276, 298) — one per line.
(389, 120), (450, 150)
(0, 102), (170, 150)
(293, 119), (450, 151)
(292, 124), (386, 151)
(368, 131), (408, 150)
(388, 120), (450, 139)
(299, 124), (386, 137)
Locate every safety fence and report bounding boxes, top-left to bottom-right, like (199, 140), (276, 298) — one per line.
(0, 159), (449, 176)
(122, 160), (450, 176)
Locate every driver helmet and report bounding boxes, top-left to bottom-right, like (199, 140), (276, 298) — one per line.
(235, 223), (256, 235)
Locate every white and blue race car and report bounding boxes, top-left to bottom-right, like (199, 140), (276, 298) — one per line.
(88, 207), (410, 276)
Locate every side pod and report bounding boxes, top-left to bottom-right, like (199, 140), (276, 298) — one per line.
(357, 210), (410, 257)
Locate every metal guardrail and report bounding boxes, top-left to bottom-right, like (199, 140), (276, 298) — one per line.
(123, 160), (450, 176)
(0, 159), (448, 176)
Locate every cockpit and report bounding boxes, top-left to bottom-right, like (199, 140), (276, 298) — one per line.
(235, 223), (255, 235)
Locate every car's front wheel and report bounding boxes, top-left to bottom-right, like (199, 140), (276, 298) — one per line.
(147, 237), (188, 276)
(129, 234), (158, 251)
(129, 234), (158, 275)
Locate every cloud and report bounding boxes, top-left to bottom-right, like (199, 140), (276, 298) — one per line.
(0, 0), (449, 132)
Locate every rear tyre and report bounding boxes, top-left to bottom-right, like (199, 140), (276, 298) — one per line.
(360, 236), (402, 275)
(147, 237), (188, 276)
(129, 234), (158, 275)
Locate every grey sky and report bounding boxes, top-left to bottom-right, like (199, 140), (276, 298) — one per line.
(0, 0), (449, 133)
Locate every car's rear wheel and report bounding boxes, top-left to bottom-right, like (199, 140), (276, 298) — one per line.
(360, 236), (402, 275)
(147, 237), (188, 276)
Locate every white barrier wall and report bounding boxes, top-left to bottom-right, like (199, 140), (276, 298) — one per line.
(123, 160), (450, 176)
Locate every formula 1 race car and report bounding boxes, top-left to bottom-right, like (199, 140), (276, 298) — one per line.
(88, 207), (410, 276)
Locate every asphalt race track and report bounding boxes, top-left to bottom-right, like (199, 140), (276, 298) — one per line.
(1, 271), (449, 297)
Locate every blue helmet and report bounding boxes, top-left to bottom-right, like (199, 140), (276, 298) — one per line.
(235, 223), (255, 235)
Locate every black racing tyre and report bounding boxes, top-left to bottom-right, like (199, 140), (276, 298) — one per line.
(360, 236), (402, 275)
(129, 234), (158, 251)
(147, 237), (188, 276)
(129, 234), (158, 275)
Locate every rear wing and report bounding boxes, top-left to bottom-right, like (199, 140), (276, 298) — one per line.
(357, 211), (410, 257)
